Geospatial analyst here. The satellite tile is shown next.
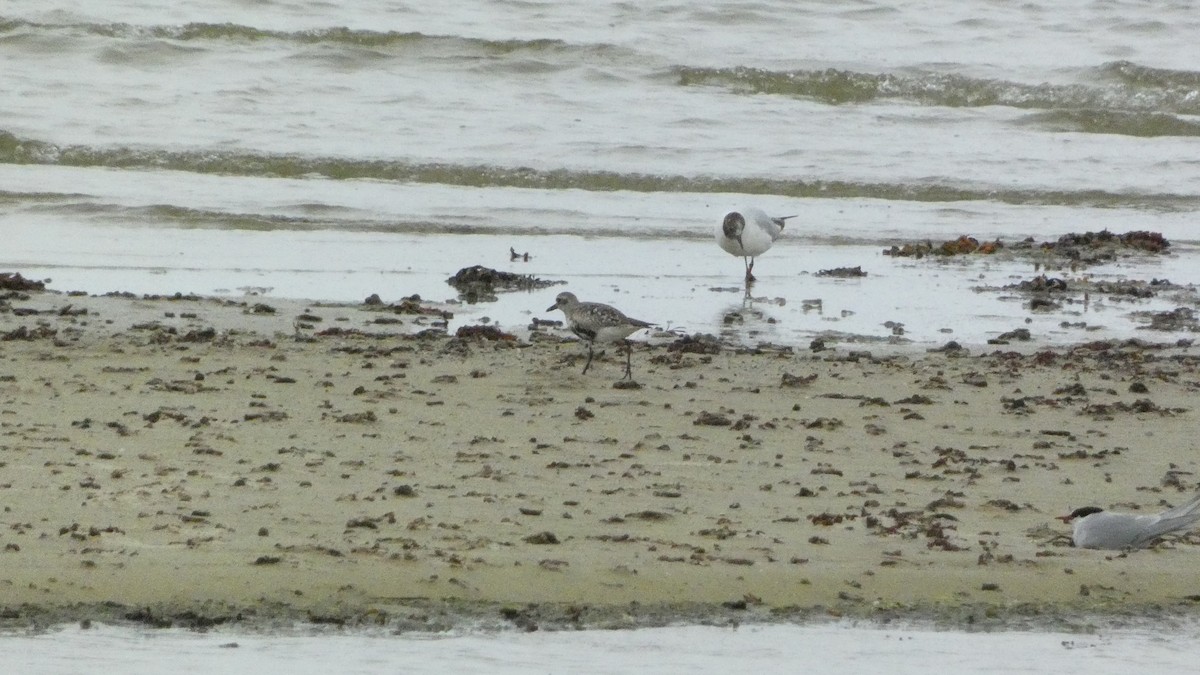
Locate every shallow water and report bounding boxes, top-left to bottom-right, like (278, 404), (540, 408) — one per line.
(5, 2), (1199, 304)
(7, 621), (1200, 675)
(8, 215), (1197, 349)
(4, 0), (1199, 348)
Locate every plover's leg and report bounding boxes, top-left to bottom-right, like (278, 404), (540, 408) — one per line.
(582, 341), (596, 375)
(621, 341), (634, 380)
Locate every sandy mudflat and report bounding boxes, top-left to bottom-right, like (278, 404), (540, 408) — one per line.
(3, 287), (1200, 631)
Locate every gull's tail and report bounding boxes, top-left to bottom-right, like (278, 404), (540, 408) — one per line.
(771, 215), (798, 230)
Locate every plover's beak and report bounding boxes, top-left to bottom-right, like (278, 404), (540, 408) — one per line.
(546, 302), (558, 311)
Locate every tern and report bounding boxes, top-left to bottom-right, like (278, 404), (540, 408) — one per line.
(1057, 491), (1200, 550)
(546, 291), (653, 379)
(717, 207), (795, 283)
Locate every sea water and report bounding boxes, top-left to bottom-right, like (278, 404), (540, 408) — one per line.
(4, 0), (1200, 350)
(5, 621), (1200, 674)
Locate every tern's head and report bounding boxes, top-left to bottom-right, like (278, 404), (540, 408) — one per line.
(1056, 506), (1104, 523)
(547, 291), (579, 312)
(722, 212), (746, 247)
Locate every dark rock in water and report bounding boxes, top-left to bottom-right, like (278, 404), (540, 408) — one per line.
(928, 340), (965, 354)
(1053, 230), (1169, 253)
(1140, 307), (1199, 332)
(0, 272), (45, 292)
(1093, 280), (1156, 298)
(885, 230), (1167, 268)
(995, 328), (1032, 342)
(989, 328), (1032, 344)
(446, 265), (563, 303)
(815, 265), (867, 278)
(1039, 229), (1170, 264)
(1010, 275), (1068, 292)
(883, 236), (1002, 258)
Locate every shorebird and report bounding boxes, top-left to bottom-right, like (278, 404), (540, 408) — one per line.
(716, 207), (795, 283)
(545, 291), (653, 379)
(1056, 491), (1200, 549)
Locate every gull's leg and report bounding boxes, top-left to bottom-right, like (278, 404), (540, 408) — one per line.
(745, 257), (756, 283)
(622, 341), (634, 380)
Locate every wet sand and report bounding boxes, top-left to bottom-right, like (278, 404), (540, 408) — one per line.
(3, 287), (1200, 631)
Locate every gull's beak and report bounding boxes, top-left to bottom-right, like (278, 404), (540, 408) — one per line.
(1054, 515), (1072, 523)
(546, 302), (558, 311)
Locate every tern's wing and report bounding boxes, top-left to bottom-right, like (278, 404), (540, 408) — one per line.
(1157, 490), (1200, 521)
(1127, 493), (1200, 547)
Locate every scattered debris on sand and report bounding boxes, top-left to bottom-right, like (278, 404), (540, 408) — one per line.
(366, 293), (454, 319)
(454, 324), (518, 341)
(3, 283), (1200, 631)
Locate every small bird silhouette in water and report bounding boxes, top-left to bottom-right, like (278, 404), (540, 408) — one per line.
(546, 291), (653, 380)
(716, 207), (795, 283)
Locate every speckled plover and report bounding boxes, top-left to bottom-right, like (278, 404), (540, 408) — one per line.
(546, 291), (652, 379)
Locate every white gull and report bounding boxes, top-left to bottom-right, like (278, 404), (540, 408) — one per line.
(716, 207), (795, 283)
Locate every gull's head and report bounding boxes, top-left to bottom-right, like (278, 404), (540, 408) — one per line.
(547, 291), (579, 312)
(1056, 506), (1104, 523)
(722, 211), (746, 248)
